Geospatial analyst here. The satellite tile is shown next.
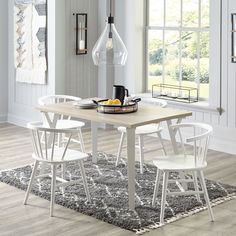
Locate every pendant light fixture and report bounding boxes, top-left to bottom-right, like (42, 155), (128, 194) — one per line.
(92, 0), (128, 66)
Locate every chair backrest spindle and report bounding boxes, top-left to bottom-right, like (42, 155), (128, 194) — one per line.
(44, 130), (48, 160)
(50, 132), (56, 161)
(170, 123), (212, 167)
(27, 122), (78, 163)
(38, 95), (82, 121)
(36, 130), (44, 159)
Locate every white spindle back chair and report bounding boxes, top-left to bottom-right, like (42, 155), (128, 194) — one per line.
(38, 95), (81, 121)
(38, 95), (85, 152)
(116, 99), (167, 174)
(24, 122), (91, 217)
(152, 123), (214, 224)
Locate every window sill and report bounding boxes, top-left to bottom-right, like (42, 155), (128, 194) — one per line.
(137, 93), (219, 114)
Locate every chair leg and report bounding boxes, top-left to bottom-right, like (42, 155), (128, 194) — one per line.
(78, 128), (85, 153)
(138, 135), (144, 174)
(79, 160), (91, 202)
(50, 164), (57, 217)
(23, 160), (39, 205)
(152, 169), (161, 206)
(160, 171), (169, 225)
(116, 132), (125, 166)
(157, 132), (167, 155)
(198, 170), (214, 221)
(193, 171), (201, 202)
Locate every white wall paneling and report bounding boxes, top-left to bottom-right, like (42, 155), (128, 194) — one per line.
(228, 0), (236, 128)
(114, 0), (145, 94)
(55, 0), (66, 94)
(97, 0), (115, 99)
(0, 0), (8, 122)
(65, 0), (98, 99)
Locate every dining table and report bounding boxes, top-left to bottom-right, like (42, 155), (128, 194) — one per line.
(37, 99), (192, 210)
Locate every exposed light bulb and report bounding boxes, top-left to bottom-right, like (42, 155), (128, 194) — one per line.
(106, 31), (113, 50)
(106, 37), (113, 50)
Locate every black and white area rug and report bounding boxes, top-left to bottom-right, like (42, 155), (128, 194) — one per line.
(1, 152), (236, 234)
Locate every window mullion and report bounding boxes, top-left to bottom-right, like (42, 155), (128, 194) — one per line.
(148, 26), (209, 31)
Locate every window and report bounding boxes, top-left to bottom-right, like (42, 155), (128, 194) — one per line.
(146, 0), (210, 100)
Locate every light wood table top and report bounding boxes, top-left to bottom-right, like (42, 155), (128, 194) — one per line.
(37, 99), (192, 128)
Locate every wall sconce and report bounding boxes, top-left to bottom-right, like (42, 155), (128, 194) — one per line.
(73, 13), (88, 55)
(231, 13), (236, 63)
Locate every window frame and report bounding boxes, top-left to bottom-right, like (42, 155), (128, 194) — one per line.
(145, 0), (217, 102)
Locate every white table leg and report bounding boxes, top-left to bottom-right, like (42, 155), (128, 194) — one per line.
(126, 127), (136, 210)
(91, 121), (98, 163)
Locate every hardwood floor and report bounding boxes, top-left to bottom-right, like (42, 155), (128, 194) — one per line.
(0, 122), (236, 236)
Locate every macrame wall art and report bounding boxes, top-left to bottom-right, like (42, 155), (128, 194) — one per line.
(14, 0), (47, 84)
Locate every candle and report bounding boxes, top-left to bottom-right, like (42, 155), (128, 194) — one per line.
(79, 40), (85, 50)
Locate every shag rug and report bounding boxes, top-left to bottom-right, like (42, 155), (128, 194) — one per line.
(1, 152), (236, 234)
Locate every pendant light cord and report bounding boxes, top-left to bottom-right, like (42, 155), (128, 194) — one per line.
(108, 0), (113, 37)
(110, 0), (112, 17)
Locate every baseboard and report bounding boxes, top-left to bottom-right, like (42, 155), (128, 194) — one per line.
(209, 136), (236, 155)
(0, 114), (7, 123)
(7, 113), (31, 127)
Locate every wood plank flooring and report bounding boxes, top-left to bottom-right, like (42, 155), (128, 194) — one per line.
(0, 123), (236, 236)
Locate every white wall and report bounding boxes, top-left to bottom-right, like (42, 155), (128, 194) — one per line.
(65, 0), (98, 98)
(97, 0), (115, 99)
(115, 0), (145, 94)
(0, 0), (8, 122)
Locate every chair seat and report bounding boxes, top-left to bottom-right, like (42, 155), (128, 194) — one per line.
(118, 124), (162, 135)
(33, 148), (88, 163)
(153, 155), (207, 171)
(55, 120), (85, 129)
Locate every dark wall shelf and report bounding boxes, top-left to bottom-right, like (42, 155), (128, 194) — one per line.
(73, 13), (88, 55)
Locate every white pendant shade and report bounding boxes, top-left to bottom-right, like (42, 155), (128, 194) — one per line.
(92, 22), (128, 66)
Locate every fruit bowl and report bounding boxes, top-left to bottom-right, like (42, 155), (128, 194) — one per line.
(94, 99), (140, 114)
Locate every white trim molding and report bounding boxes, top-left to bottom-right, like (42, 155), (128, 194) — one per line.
(0, 114), (8, 123)
(7, 113), (32, 128)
